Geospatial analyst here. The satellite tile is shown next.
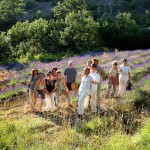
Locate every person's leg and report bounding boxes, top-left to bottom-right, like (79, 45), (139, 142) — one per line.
(66, 83), (72, 105)
(111, 84), (116, 97)
(119, 78), (127, 97)
(91, 91), (97, 113)
(55, 90), (60, 106)
(38, 100), (43, 112)
(29, 89), (34, 112)
(97, 79), (102, 108)
(78, 93), (87, 116)
(50, 93), (56, 110)
(106, 82), (112, 98)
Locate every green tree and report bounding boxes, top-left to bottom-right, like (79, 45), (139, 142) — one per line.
(113, 12), (141, 49)
(60, 10), (100, 52)
(0, 0), (26, 30)
(8, 21), (30, 47)
(0, 32), (11, 63)
(54, 0), (87, 19)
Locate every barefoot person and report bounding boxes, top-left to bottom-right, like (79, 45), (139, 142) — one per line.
(64, 61), (77, 105)
(105, 61), (119, 98)
(28, 67), (39, 112)
(118, 59), (131, 97)
(34, 73), (49, 114)
(78, 68), (92, 119)
(55, 70), (69, 106)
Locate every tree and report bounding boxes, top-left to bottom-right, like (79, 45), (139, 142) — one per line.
(54, 0), (87, 19)
(8, 21), (30, 47)
(0, 0), (26, 30)
(60, 10), (100, 52)
(0, 32), (11, 63)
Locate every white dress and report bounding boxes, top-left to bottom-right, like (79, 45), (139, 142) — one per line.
(119, 65), (131, 96)
(78, 75), (92, 115)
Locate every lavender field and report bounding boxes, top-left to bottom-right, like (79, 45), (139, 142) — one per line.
(0, 49), (150, 150)
(0, 49), (150, 100)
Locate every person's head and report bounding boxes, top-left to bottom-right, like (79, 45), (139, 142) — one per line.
(91, 63), (97, 72)
(47, 71), (53, 80)
(112, 61), (118, 68)
(83, 67), (90, 76)
(52, 67), (58, 77)
(56, 70), (61, 78)
(32, 67), (38, 76)
(122, 58), (127, 65)
(39, 73), (45, 81)
(87, 60), (92, 67)
(68, 61), (73, 68)
(92, 58), (99, 66)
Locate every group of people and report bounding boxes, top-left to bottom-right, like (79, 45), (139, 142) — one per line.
(28, 58), (131, 118)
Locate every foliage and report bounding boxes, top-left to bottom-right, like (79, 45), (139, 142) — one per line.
(54, 0), (87, 19)
(0, 0), (26, 30)
(60, 10), (100, 52)
(0, 32), (11, 63)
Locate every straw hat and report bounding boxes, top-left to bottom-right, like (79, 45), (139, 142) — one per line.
(71, 82), (78, 91)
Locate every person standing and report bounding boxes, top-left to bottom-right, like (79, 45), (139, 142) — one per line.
(28, 67), (39, 112)
(64, 61), (77, 105)
(52, 67), (58, 78)
(34, 73), (49, 114)
(55, 70), (69, 106)
(78, 68), (92, 119)
(92, 58), (105, 110)
(87, 60), (92, 69)
(118, 59), (131, 97)
(90, 64), (100, 113)
(105, 61), (119, 98)
(45, 71), (57, 111)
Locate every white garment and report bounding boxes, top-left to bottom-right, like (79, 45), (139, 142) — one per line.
(45, 93), (56, 111)
(119, 65), (131, 96)
(89, 71), (100, 91)
(78, 75), (92, 115)
(91, 91), (97, 112)
(78, 75), (92, 95)
(119, 65), (131, 80)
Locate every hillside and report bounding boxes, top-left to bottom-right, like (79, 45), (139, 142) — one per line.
(0, 49), (150, 149)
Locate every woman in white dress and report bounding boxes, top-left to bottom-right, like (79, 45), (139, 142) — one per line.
(118, 59), (131, 97)
(78, 67), (92, 119)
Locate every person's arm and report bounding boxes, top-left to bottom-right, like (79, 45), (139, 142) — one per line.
(74, 74), (77, 83)
(128, 66), (131, 81)
(34, 80), (39, 93)
(92, 74), (100, 84)
(44, 82), (50, 95)
(50, 81), (57, 94)
(74, 69), (77, 83)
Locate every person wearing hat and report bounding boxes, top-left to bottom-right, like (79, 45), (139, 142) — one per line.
(105, 61), (119, 98)
(78, 67), (92, 119)
(89, 63), (100, 113)
(28, 67), (40, 112)
(118, 59), (131, 97)
(64, 61), (77, 105)
(92, 58), (105, 110)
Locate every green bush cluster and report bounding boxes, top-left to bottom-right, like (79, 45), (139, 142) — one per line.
(0, 0), (150, 63)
